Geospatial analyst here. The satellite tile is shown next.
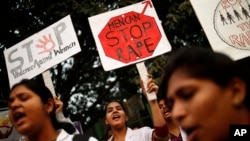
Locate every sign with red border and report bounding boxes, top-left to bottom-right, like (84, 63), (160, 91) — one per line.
(88, 0), (171, 71)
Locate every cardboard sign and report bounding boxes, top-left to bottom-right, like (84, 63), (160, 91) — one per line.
(4, 15), (81, 88)
(190, 0), (250, 60)
(88, 0), (171, 71)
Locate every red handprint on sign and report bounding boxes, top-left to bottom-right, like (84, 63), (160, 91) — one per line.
(36, 34), (56, 54)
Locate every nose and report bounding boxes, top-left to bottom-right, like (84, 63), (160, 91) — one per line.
(9, 99), (20, 111)
(113, 109), (119, 113)
(171, 100), (187, 123)
(162, 104), (167, 109)
(162, 105), (167, 111)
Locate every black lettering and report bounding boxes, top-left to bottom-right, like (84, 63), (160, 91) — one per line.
(107, 13), (141, 30)
(116, 48), (127, 61)
(9, 48), (24, 76)
(118, 28), (128, 43)
(136, 41), (143, 55)
(130, 25), (143, 39)
(106, 31), (119, 46)
(128, 45), (140, 60)
(54, 42), (75, 55)
(142, 22), (152, 35)
(54, 47), (63, 55)
(144, 38), (154, 53)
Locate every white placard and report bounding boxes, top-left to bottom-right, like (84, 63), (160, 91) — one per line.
(88, 0), (171, 71)
(136, 62), (157, 101)
(190, 0), (250, 60)
(4, 15), (81, 88)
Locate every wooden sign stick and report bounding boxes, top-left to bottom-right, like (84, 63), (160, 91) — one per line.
(42, 70), (56, 97)
(136, 61), (157, 101)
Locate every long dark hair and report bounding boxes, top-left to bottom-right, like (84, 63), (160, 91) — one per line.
(9, 79), (76, 134)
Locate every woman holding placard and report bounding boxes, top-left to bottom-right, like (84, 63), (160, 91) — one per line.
(104, 75), (169, 141)
(141, 75), (185, 141)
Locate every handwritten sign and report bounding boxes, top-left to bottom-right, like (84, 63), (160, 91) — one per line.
(190, 0), (250, 60)
(88, 0), (171, 71)
(4, 15), (81, 88)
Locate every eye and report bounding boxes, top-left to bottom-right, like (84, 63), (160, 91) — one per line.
(166, 99), (174, 111)
(107, 108), (113, 113)
(19, 93), (30, 102)
(117, 106), (123, 111)
(177, 87), (195, 100)
(180, 91), (194, 100)
(8, 98), (14, 107)
(159, 105), (163, 109)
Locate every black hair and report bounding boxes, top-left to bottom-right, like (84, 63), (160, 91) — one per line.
(9, 79), (76, 134)
(159, 48), (250, 110)
(104, 126), (112, 140)
(104, 100), (128, 115)
(104, 100), (129, 135)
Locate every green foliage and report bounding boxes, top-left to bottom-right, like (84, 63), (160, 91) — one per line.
(0, 0), (210, 134)
(163, 0), (209, 49)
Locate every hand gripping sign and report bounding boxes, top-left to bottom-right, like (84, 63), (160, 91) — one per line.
(88, 0), (171, 71)
(89, 0), (172, 100)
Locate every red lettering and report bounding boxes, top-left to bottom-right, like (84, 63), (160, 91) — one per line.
(220, 0), (241, 9)
(229, 31), (250, 47)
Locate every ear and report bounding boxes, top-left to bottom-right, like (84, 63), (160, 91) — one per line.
(125, 115), (128, 122)
(228, 78), (246, 107)
(46, 98), (55, 114)
(105, 119), (109, 125)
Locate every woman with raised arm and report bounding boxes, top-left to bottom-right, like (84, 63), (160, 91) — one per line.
(141, 75), (185, 141)
(104, 75), (169, 141)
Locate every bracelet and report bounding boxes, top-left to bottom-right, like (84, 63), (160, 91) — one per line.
(154, 123), (169, 137)
(146, 92), (157, 101)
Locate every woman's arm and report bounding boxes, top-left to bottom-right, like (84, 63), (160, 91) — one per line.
(140, 75), (169, 141)
(54, 96), (79, 134)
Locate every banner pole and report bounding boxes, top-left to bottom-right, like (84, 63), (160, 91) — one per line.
(42, 70), (56, 97)
(136, 61), (157, 101)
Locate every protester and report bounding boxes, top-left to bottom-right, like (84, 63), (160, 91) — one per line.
(159, 48), (250, 141)
(141, 75), (185, 141)
(158, 97), (184, 141)
(8, 79), (98, 141)
(104, 75), (169, 141)
(105, 101), (168, 141)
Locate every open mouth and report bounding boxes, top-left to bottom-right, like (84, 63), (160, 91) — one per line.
(112, 114), (120, 120)
(13, 112), (26, 123)
(164, 110), (169, 114)
(163, 108), (170, 114)
(185, 128), (194, 135)
(183, 127), (197, 141)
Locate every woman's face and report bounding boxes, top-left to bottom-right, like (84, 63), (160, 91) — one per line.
(167, 70), (237, 141)
(158, 99), (171, 120)
(105, 102), (127, 129)
(8, 85), (49, 135)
